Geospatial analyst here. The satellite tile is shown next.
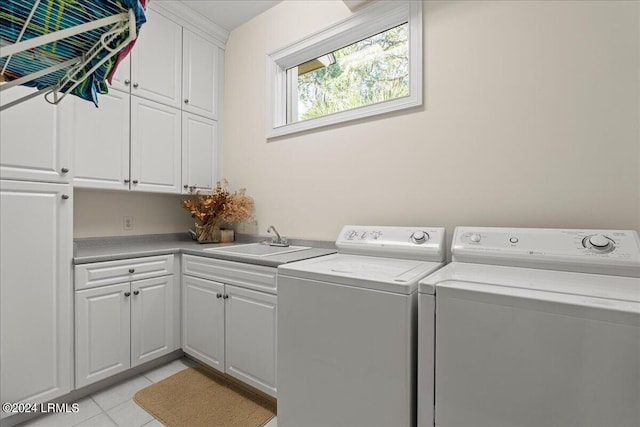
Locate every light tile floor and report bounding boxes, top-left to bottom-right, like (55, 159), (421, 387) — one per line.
(18, 358), (278, 427)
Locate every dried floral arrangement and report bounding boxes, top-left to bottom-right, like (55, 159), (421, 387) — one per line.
(182, 179), (254, 242)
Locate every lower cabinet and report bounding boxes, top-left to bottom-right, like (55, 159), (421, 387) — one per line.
(182, 255), (277, 397)
(75, 256), (178, 388)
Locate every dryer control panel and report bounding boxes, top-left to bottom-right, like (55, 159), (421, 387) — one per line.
(452, 227), (640, 277)
(336, 225), (445, 262)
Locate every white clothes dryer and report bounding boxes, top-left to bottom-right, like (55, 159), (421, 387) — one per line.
(419, 227), (640, 427)
(277, 225), (446, 427)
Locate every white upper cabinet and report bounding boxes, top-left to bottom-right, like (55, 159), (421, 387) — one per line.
(67, 90), (130, 190)
(109, 54), (131, 93)
(0, 86), (71, 183)
(131, 97), (182, 193)
(70, 91), (182, 194)
(183, 29), (218, 119)
(182, 112), (217, 193)
(68, 4), (223, 195)
(111, 8), (182, 109)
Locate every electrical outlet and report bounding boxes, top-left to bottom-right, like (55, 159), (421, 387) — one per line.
(123, 216), (134, 230)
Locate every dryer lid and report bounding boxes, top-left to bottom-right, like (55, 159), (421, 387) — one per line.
(422, 263), (640, 325)
(420, 262), (640, 303)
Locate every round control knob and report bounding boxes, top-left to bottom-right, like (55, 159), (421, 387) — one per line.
(470, 233), (481, 243)
(588, 235), (612, 249)
(411, 231), (429, 244)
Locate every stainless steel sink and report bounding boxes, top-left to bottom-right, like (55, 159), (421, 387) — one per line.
(204, 243), (310, 257)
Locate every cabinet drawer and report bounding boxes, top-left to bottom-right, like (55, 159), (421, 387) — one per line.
(182, 255), (277, 294)
(75, 255), (174, 290)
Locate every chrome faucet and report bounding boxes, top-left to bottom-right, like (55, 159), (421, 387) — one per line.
(267, 225), (288, 247)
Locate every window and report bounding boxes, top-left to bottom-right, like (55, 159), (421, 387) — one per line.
(267, 1), (422, 138)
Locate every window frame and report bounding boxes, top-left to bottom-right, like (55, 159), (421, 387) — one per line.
(266, 0), (422, 139)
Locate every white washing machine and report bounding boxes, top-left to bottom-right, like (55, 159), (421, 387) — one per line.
(419, 227), (640, 427)
(277, 225), (446, 427)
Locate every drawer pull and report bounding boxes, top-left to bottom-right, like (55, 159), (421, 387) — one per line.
(128, 268), (135, 273)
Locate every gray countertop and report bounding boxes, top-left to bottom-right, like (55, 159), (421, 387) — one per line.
(74, 233), (337, 267)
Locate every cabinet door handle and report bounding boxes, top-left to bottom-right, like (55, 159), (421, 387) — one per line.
(124, 79), (131, 86)
(216, 293), (222, 299)
(184, 99), (189, 104)
(132, 180), (138, 184)
(133, 82), (139, 88)
(124, 179), (130, 183)
(223, 294), (229, 299)
(133, 290), (140, 296)
(184, 184), (189, 189)
(61, 194), (70, 200)
(128, 268), (135, 273)
(61, 167), (69, 173)
(124, 292), (131, 297)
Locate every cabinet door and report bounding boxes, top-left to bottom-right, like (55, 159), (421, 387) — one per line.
(182, 275), (225, 371)
(131, 8), (182, 108)
(183, 30), (217, 119)
(131, 276), (175, 367)
(0, 86), (70, 183)
(75, 283), (131, 388)
(130, 97), (181, 193)
(225, 285), (277, 397)
(182, 112), (217, 193)
(109, 55), (131, 93)
(0, 180), (72, 412)
(69, 89), (130, 190)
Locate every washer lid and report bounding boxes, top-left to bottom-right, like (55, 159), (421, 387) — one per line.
(278, 253), (444, 294)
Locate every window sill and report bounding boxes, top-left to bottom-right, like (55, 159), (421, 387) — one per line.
(267, 94), (421, 139)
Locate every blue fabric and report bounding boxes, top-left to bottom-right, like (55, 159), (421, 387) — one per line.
(0, 0), (146, 106)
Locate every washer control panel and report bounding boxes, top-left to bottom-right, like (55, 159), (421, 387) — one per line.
(453, 227), (640, 277)
(336, 225), (445, 261)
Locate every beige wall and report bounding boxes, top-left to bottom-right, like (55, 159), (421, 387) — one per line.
(74, 189), (193, 238)
(223, 0), (640, 241)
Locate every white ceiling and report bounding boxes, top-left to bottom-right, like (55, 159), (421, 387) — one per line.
(174, 0), (283, 32)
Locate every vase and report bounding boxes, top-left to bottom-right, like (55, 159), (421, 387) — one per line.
(196, 224), (221, 243)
